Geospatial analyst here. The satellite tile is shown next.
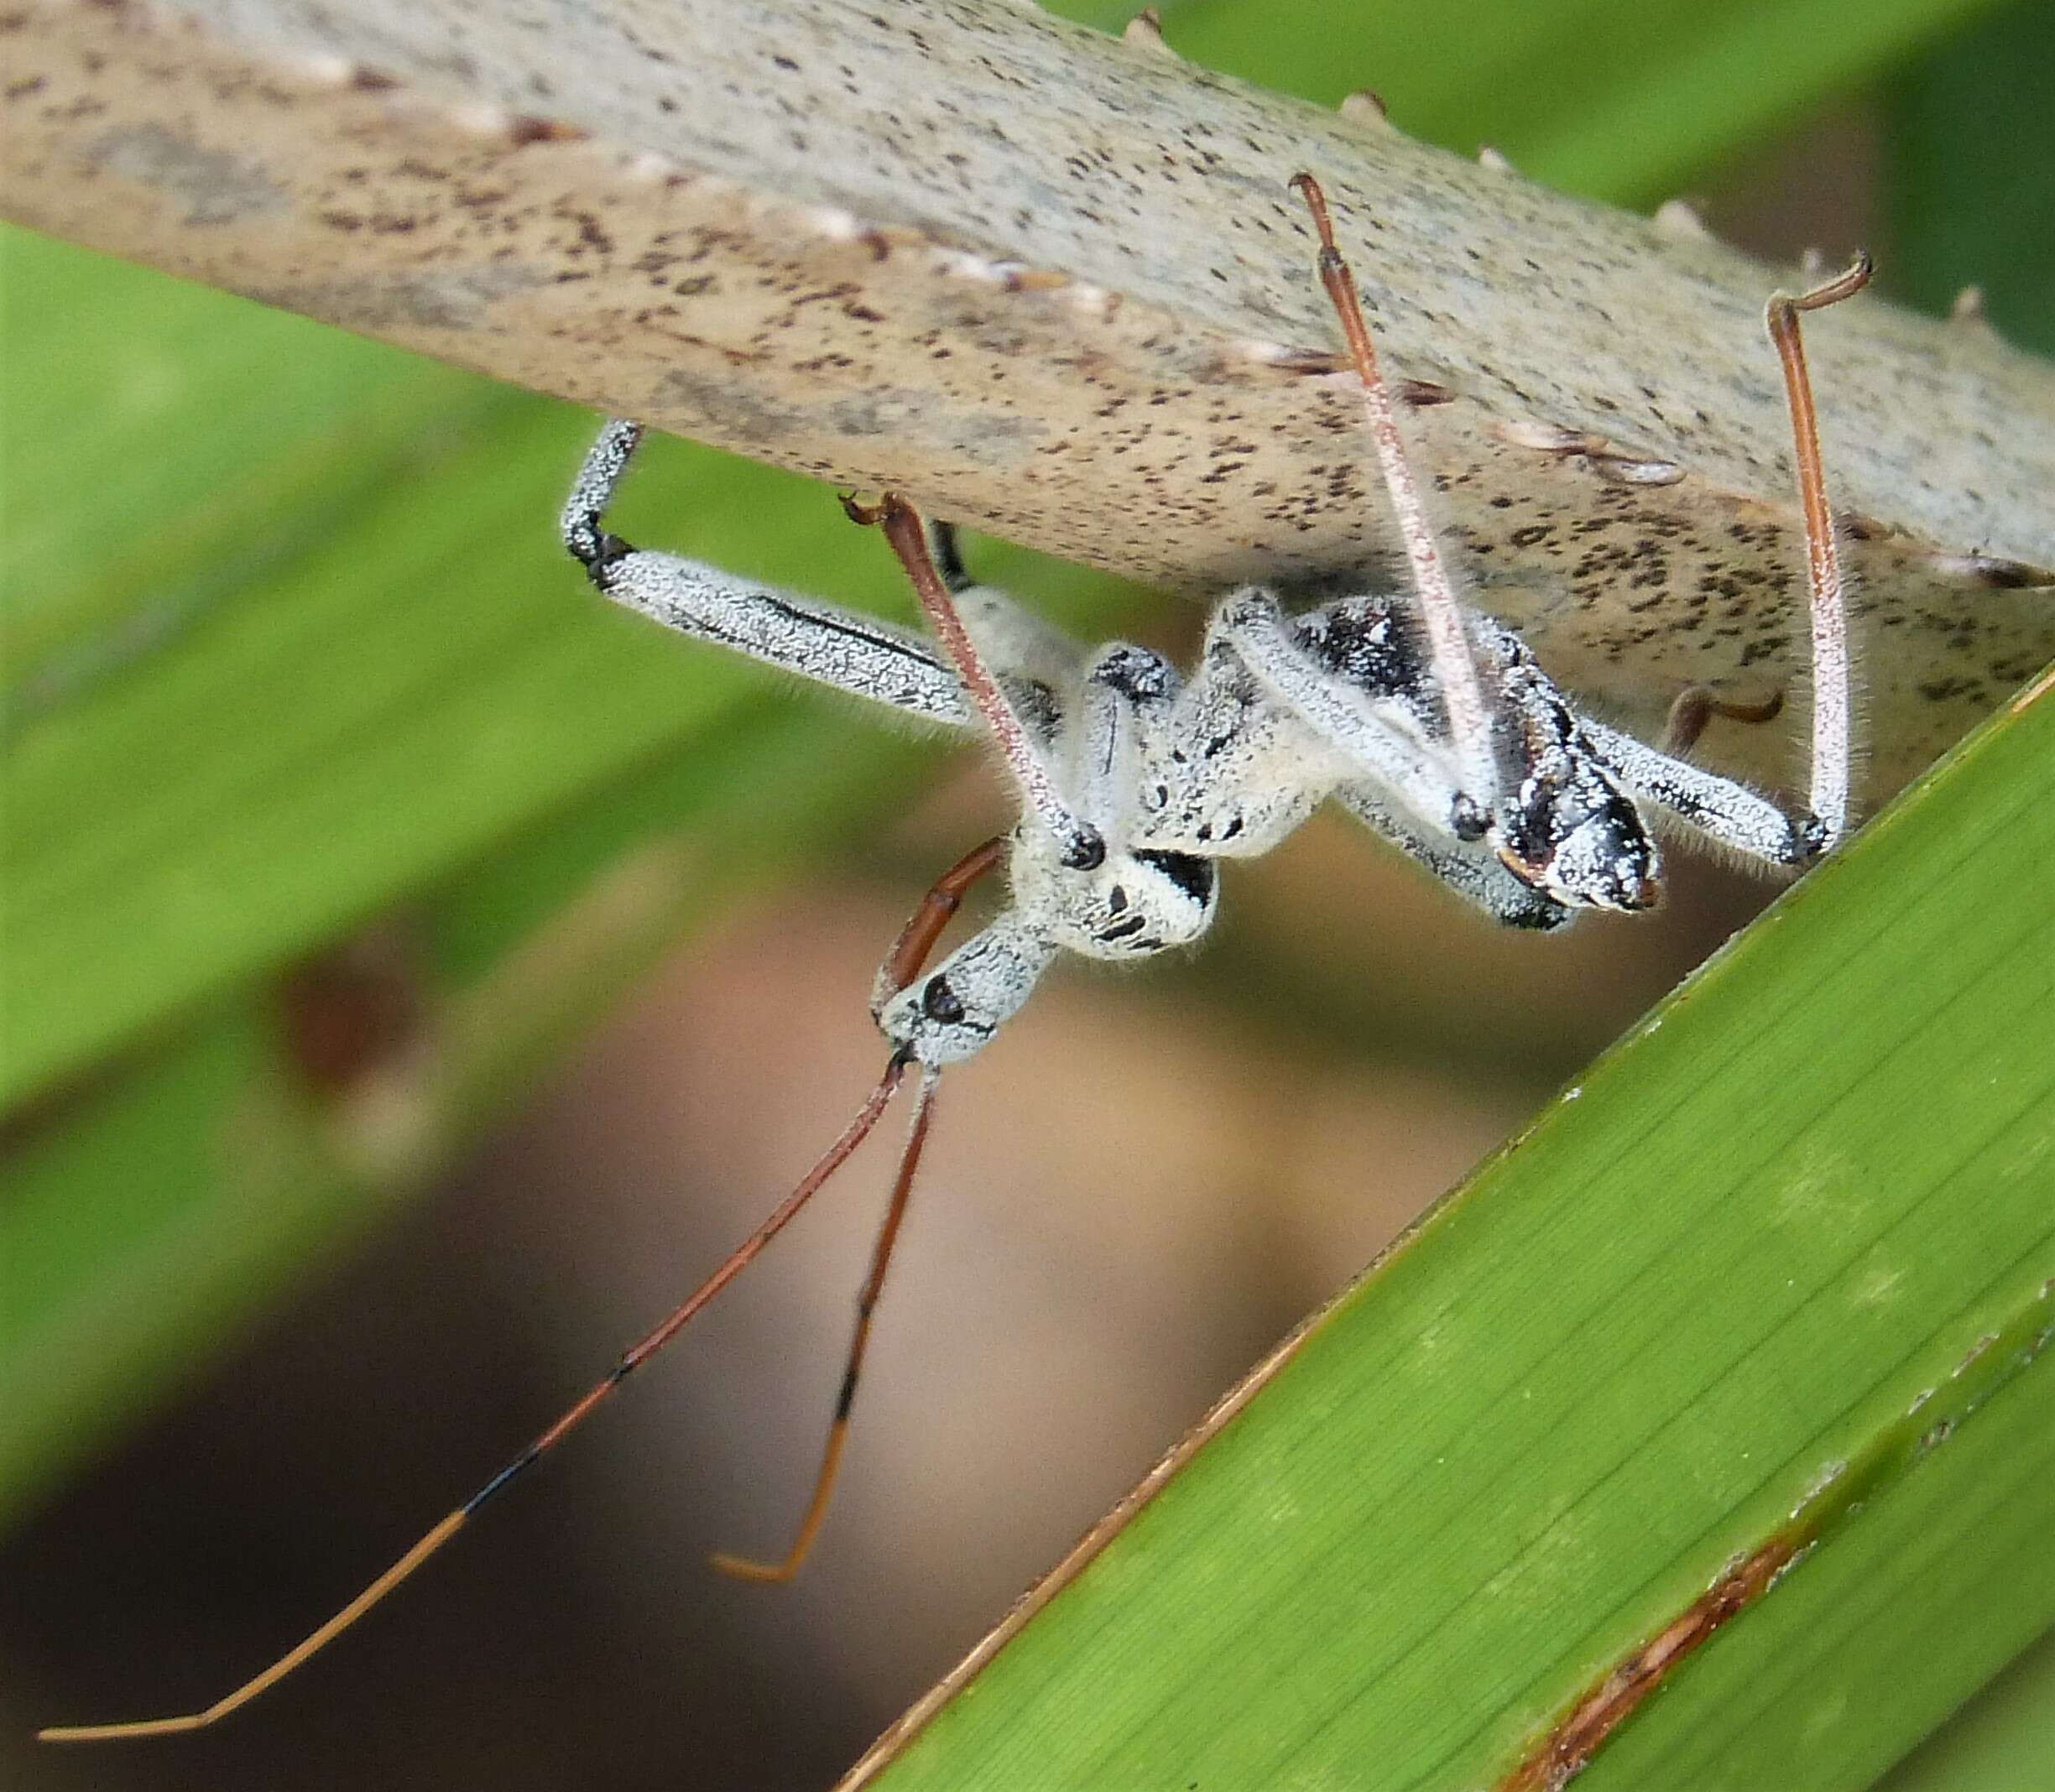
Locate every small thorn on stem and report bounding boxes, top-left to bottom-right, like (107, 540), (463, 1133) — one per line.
(1652, 198), (1710, 241)
(509, 114), (588, 148)
(1123, 8), (1176, 54)
(1927, 552), (2050, 590)
(1592, 456), (1684, 488)
(1255, 345), (1348, 376)
(992, 261), (1072, 293)
(1339, 89), (1392, 129)
(1495, 419), (1611, 456)
(1397, 378), (1454, 408)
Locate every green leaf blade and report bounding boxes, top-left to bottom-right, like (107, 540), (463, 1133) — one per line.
(860, 685), (2055, 1789)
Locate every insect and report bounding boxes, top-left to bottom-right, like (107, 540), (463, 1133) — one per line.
(40, 172), (1869, 1743)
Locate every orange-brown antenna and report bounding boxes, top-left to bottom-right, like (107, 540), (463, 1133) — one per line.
(713, 1064), (941, 1581)
(848, 492), (1106, 871)
(713, 834), (1000, 1580)
(38, 1060), (910, 1744)
(41, 825), (1009, 1744)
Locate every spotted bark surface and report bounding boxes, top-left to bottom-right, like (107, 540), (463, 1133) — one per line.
(4, 0), (2052, 795)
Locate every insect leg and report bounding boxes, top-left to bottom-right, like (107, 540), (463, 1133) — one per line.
(712, 1067), (941, 1582)
(1064, 643), (1180, 840)
(714, 834), (1008, 1582)
(1768, 254), (1872, 854)
(921, 518), (1090, 695)
(873, 835), (1011, 1010)
(565, 422), (973, 727)
(926, 518), (974, 593)
(1578, 719), (1819, 866)
(1586, 256), (1870, 873)
(561, 417), (643, 569)
(1330, 783), (1571, 929)
(1215, 588), (1483, 841)
(1291, 172), (1505, 813)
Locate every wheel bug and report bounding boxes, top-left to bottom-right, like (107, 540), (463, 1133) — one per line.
(39, 172), (1870, 1743)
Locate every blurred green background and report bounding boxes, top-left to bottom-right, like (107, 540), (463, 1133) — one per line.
(3, 2), (2050, 1786)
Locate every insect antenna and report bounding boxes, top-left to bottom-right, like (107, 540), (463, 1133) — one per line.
(847, 492), (1107, 872)
(41, 819), (1009, 1742)
(712, 1064), (940, 1581)
(37, 1055), (915, 1743)
(713, 832), (1001, 1581)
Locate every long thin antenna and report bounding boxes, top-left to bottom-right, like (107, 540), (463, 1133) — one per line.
(1291, 173), (1500, 820)
(719, 836), (1005, 1580)
(39, 1057), (912, 1745)
(1766, 253), (1870, 853)
(712, 1065), (942, 1581)
(850, 494), (1106, 871)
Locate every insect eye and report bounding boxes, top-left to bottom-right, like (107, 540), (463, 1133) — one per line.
(1061, 830), (1107, 872)
(921, 977), (967, 1025)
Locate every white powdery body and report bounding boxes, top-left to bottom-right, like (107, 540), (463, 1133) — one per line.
(558, 200), (1861, 1066)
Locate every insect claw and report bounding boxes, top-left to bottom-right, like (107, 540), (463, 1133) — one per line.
(1786, 253), (1872, 310)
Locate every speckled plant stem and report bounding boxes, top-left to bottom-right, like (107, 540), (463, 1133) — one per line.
(4, 0), (2052, 795)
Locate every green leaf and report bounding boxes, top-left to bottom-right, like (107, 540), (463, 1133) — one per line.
(1888, 0), (2055, 352)
(0, 228), (951, 1513)
(5, 5), (2049, 1779)
(0, 229), (934, 1110)
(1881, 1628), (2055, 1792)
(857, 655), (2055, 1791)
(1870, 9), (2055, 1779)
